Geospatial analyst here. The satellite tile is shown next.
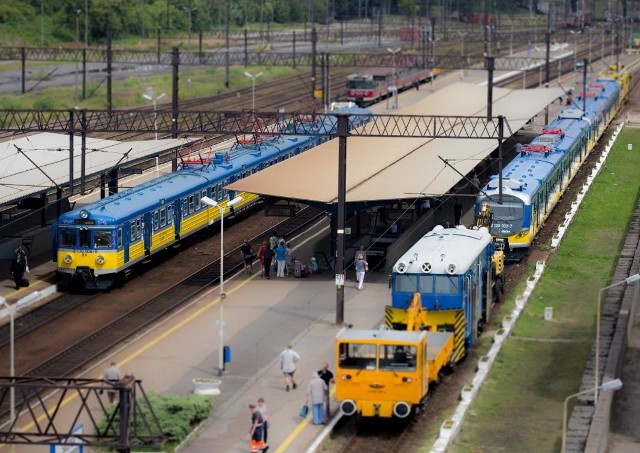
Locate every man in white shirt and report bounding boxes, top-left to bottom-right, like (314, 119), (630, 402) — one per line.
(280, 344), (301, 392)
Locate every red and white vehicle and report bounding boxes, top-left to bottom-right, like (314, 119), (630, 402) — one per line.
(346, 65), (440, 106)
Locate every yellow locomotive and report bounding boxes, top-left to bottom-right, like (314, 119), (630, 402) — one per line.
(335, 324), (453, 418)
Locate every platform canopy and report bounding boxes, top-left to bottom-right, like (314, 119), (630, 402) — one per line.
(227, 82), (564, 203)
(0, 133), (199, 206)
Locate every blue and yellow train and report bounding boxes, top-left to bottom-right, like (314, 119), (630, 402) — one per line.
(53, 105), (371, 289)
(475, 65), (630, 255)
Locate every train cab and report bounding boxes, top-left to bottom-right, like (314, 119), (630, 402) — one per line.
(335, 327), (453, 418)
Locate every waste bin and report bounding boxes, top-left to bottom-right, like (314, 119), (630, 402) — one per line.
(224, 345), (231, 364)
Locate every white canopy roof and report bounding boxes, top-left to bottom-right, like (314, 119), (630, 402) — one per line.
(0, 133), (198, 205)
(227, 83), (563, 203)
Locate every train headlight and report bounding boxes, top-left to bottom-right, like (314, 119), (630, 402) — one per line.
(341, 400), (357, 416)
(340, 374), (352, 380)
(516, 229), (529, 238)
(95, 255), (105, 265)
(393, 401), (411, 418)
(401, 376), (413, 383)
(79, 209), (89, 219)
(63, 254), (72, 264)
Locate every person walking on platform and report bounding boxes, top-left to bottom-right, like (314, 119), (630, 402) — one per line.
(257, 241), (268, 277)
(306, 372), (328, 425)
(241, 240), (253, 275)
(103, 361), (123, 404)
(10, 246), (28, 290)
(280, 344), (300, 391)
(354, 251), (368, 290)
(257, 397), (270, 443)
(249, 403), (268, 453)
(260, 244), (275, 280)
(453, 197), (463, 226)
(317, 362), (335, 420)
(275, 240), (287, 278)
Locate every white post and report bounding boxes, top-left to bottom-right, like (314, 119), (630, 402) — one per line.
(0, 297), (14, 423)
(386, 47), (400, 108)
(244, 71), (263, 111)
(143, 89), (166, 140)
(201, 196), (242, 376)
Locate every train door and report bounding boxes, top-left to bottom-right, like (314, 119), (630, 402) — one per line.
(52, 223), (59, 262)
(463, 275), (476, 349)
(123, 222), (131, 263)
(143, 212), (151, 254)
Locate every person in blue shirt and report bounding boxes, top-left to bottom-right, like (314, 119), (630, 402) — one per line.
(274, 240), (287, 278)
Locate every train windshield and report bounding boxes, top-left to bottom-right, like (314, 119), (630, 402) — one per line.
(394, 274), (459, 295)
(379, 344), (416, 371)
(94, 230), (112, 248)
(478, 196), (525, 237)
(339, 343), (377, 370)
(59, 228), (76, 247)
(346, 78), (375, 90)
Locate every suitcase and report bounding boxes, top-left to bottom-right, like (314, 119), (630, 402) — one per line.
(20, 278), (29, 287)
(294, 261), (303, 278)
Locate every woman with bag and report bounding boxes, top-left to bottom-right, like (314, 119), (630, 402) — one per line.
(306, 372), (327, 425)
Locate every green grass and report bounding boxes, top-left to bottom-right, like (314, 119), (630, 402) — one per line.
(0, 64), (302, 110)
(447, 127), (640, 453)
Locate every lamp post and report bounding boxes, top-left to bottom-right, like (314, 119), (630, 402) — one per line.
(595, 274), (640, 401)
(386, 47), (400, 108)
(75, 9), (81, 108)
(243, 71), (263, 111)
(183, 6), (197, 48)
(143, 88), (166, 140)
(201, 195), (243, 376)
(562, 378), (623, 453)
(1, 291), (42, 423)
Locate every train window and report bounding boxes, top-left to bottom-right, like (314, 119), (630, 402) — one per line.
(160, 208), (166, 227)
(201, 189), (207, 202)
(434, 275), (459, 295)
(216, 184), (222, 200)
(117, 229), (122, 248)
(136, 219), (142, 238)
(188, 195), (195, 213)
(80, 228), (90, 247)
(60, 228), (76, 247)
(94, 230), (111, 248)
(379, 344), (416, 371)
(153, 211), (159, 230)
(394, 274), (418, 293)
(130, 223), (135, 240)
(167, 205), (173, 225)
(195, 192), (201, 210)
(339, 343), (377, 370)
(418, 275), (434, 293)
(182, 199), (188, 217)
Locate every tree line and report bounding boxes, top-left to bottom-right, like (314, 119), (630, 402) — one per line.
(4, 0), (543, 45)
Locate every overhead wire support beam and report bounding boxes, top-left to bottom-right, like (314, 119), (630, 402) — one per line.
(0, 110), (512, 139)
(0, 46), (547, 71)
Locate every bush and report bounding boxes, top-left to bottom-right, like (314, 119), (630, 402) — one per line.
(96, 392), (212, 452)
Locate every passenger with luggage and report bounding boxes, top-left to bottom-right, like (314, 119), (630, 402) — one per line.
(10, 246), (28, 290)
